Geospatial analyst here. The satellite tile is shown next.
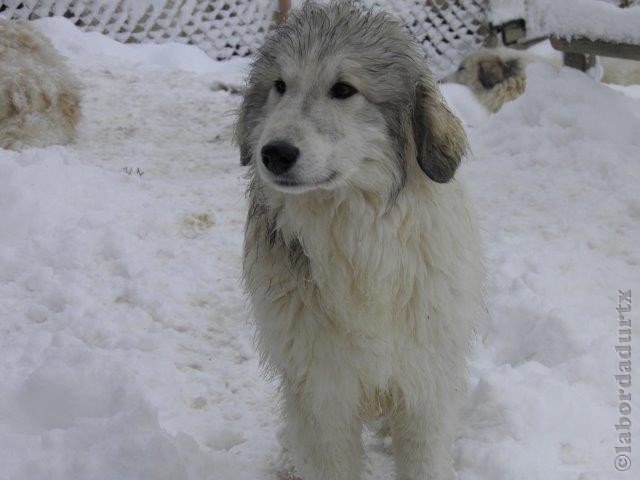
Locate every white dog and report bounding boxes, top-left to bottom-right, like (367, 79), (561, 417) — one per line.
(236, 2), (485, 479)
(445, 47), (640, 113)
(0, 19), (81, 150)
(443, 47), (561, 113)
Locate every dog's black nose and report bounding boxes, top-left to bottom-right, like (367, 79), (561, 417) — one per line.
(261, 141), (299, 175)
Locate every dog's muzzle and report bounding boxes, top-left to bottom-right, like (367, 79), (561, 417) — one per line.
(261, 141), (300, 175)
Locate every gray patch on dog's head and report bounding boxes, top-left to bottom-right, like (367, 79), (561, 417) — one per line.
(235, 0), (467, 186)
(478, 56), (521, 90)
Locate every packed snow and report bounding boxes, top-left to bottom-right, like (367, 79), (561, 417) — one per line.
(0, 16), (639, 480)
(487, 0), (527, 25)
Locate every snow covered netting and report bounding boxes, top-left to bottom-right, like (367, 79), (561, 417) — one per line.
(1, 0), (492, 79)
(1, 15), (639, 480)
(0, 0), (276, 60)
(525, 0), (640, 43)
(367, 0), (490, 78)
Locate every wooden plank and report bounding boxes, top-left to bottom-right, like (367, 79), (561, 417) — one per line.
(509, 35), (550, 51)
(551, 35), (640, 62)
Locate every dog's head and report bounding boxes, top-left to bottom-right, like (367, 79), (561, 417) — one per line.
(235, 1), (467, 196)
(446, 49), (521, 92)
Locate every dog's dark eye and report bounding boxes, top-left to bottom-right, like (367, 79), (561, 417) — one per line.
(330, 82), (357, 99)
(274, 80), (286, 95)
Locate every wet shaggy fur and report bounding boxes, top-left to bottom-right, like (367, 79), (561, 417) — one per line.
(444, 48), (561, 113)
(0, 19), (81, 150)
(237, 2), (485, 479)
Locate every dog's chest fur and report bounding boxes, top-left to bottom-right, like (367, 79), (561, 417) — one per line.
(243, 174), (484, 408)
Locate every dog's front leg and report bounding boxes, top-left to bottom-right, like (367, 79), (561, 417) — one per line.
(389, 397), (458, 480)
(281, 372), (364, 480)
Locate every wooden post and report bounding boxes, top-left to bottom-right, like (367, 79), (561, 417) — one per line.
(562, 51), (596, 71)
(274, 0), (291, 25)
(501, 19), (526, 45)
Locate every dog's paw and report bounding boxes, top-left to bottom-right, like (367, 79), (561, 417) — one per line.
(274, 429), (302, 480)
(276, 467), (303, 480)
(274, 452), (302, 480)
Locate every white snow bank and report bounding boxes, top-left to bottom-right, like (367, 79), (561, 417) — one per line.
(0, 343), (215, 480)
(529, 0), (640, 44)
(1, 19), (273, 480)
(0, 151), (232, 480)
(33, 17), (250, 85)
(456, 64), (640, 479)
(526, 39), (564, 63)
(607, 82), (640, 99)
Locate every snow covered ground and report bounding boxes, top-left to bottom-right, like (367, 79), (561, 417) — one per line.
(0, 17), (639, 480)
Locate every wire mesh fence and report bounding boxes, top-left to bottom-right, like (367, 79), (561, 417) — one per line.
(0, 0), (491, 77)
(370, 0), (489, 77)
(0, 0), (277, 60)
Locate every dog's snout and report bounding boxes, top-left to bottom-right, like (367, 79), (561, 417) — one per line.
(261, 141), (299, 175)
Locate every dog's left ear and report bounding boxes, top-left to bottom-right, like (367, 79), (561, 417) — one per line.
(412, 81), (468, 183)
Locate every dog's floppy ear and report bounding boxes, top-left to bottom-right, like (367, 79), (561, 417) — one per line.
(412, 81), (468, 183)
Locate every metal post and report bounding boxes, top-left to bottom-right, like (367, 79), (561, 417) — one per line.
(274, 0), (291, 25)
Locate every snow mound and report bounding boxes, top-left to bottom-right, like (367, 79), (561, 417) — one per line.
(487, 0), (527, 25)
(457, 64), (640, 480)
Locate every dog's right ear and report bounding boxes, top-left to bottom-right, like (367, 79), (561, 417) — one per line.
(412, 81), (468, 183)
